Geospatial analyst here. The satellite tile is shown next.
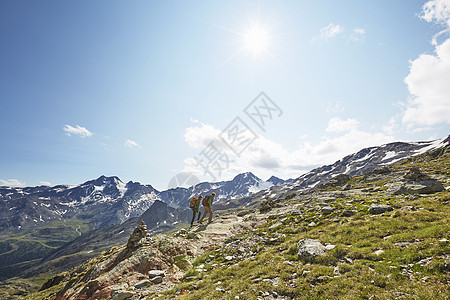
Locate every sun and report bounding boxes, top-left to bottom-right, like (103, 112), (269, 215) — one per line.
(242, 23), (270, 58)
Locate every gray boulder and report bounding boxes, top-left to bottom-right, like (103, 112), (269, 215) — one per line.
(321, 206), (335, 215)
(297, 239), (326, 261)
(148, 270), (165, 278)
(369, 204), (393, 214)
(150, 276), (163, 284)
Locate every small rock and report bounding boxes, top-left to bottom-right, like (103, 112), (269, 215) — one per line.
(283, 260), (294, 266)
(438, 238), (448, 242)
(269, 222), (283, 229)
(215, 286), (225, 292)
(394, 291), (409, 297)
(111, 289), (135, 300)
(325, 244), (336, 250)
(369, 204), (393, 215)
(151, 276), (163, 284)
(333, 266), (340, 275)
(417, 257), (432, 266)
(321, 206), (335, 215)
(134, 280), (150, 289)
(308, 222), (316, 227)
(148, 270), (165, 278)
(342, 210), (355, 217)
(374, 249), (384, 255)
(225, 255), (234, 261)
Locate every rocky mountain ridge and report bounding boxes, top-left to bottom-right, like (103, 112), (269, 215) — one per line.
(0, 173), (287, 234)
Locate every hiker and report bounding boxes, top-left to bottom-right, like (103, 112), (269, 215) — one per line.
(199, 192), (216, 224)
(190, 195), (202, 227)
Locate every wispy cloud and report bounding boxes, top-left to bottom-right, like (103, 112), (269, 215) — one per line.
(39, 181), (51, 186)
(326, 117), (360, 132)
(124, 139), (140, 148)
(317, 24), (365, 42)
(0, 179), (26, 187)
(350, 28), (365, 41)
(63, 125), (93, 138)
(320, 23), (344, 40)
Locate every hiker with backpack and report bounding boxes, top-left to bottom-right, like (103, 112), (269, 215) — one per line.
(190, 195), (202, 227)
(199, 192), (216, 224)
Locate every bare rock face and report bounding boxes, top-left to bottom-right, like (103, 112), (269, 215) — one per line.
(127, 221), (148, 250)
(387, 167), (445, 195)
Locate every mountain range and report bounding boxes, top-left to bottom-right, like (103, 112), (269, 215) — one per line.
(0, 135), (448, 285)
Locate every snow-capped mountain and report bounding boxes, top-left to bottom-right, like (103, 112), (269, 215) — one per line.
(0, 173), (288, 233)
(0, 176), (160, 233)
(160, 172), (283, 208)
(257, 135), (450, 200)
(267, 176), (293, 186)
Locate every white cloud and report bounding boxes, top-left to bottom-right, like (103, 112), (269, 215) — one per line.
(320, 23), (344, 39)
(326, 117), (360, 132)
(350, 28), (365, 41)
(63, 125), (93, 138)
(0, 179), (26, 187)
(39, 181), (51, 186)
(421, 0), (450, 45)
(182, 123), (394, 182)
(402, 0), (450, 127)
(124, 139), (140, 148)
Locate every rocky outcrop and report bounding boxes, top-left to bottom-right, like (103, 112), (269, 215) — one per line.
(126, 221), (148, 250)
(387, 167), (445, 195)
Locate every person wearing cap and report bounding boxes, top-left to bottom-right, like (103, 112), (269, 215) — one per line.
(199, 192), (216, 224)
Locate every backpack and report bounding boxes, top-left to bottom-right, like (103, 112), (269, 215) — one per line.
(190, 197), (197, 209)
(202, 195), (210, 206)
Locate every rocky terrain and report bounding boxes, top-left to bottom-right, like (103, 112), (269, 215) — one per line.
(16, 141), (449, 299)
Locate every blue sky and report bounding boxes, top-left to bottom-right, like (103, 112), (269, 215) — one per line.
(1, 0), (449, 190)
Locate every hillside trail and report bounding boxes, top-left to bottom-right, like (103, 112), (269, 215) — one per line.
(182, 206), (290, 256)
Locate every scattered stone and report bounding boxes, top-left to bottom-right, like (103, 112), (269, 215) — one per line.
(374, 249), (384, 256)
(417, 257), (432, 266)
(369, 204), (393, 215)
(394, 291), (409, 297)
(215, 286), (225, 292)
(111, 289), (135, 300)
(325, 244), (336, 250)
(321, 206), (335, 215)
(308, 222), (316, 227)
(283, 260), (294, 266)
(151, 276), (163, 284)
(148, 270), (165, 278)
(333, 266), (340, 275)
(134, 280), (150, 289)
(225, 255), (234, 261)
(342, 210), (355, 217)
(186, 232), (200, 239)
(269, 222), (283, 229)
(439, 238), (448, 242)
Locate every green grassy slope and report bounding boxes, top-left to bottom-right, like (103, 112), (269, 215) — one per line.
(0, 219), (93, 281)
